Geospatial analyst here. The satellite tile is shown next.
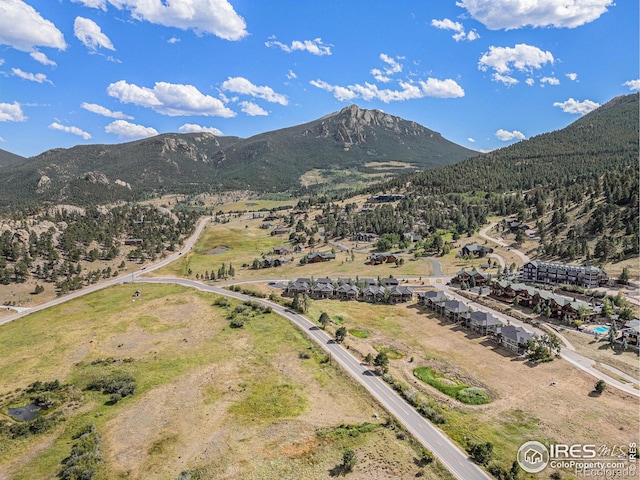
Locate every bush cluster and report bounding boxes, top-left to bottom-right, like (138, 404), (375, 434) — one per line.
(381, 374), (446, 425)
(86, 374), (136, 404)
(58, 424), (102, 480)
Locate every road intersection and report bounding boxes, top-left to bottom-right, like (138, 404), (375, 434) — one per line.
(1, 214), (637, 479)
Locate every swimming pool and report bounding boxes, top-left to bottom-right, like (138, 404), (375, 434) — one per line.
(593, 326), (610, 334)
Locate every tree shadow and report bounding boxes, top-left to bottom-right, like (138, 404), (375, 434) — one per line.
(328, 464), (347, 477)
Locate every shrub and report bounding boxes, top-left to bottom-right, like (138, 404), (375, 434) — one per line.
(456, 387), (491, 405)
(230, 319), (245, 329)
(213, 297), (229, 307)
(341, 449), (357, 472)
(467, 441), (493, 466)
(86, 374), (136, 404)
(58, 424), (102, 480)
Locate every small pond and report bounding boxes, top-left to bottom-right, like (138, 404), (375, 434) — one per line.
(8, 404), (40, 421)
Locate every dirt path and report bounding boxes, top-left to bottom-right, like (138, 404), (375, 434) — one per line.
(478, 223), (530, 264)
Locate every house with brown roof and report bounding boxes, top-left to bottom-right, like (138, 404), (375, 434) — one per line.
(453, 268), (490, 286)
(460, 244), (493, 257)
(354, 232), (379, 242)
(306, 252), (336, 263)
(369, 253), (398, 265)
(273, 246), (294, 255)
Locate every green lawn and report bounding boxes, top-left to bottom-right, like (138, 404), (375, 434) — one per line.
(413, 367), (491, 405)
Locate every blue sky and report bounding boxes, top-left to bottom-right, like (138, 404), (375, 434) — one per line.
(1, 0), (638, 157)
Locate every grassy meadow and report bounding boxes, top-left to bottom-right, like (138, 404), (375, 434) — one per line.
(152, 215), (435, 281)
(0, 283), (452, 479)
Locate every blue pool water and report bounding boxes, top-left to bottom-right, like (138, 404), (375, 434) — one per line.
(593, 326), (610, 334)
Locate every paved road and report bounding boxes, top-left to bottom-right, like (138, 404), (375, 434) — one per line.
(139, 276), (492, 480)
(437, 284), (640, 397)
(0, 216), (211, 327)
(488, 253), (505, 268)
(1, 213), (637, 479)
(478, 223), (530, 264)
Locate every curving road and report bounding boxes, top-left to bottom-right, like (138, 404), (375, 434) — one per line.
(0, 216), (211, 327)
(478, 223), (530, 264)
(437, 285), (640, 397)
(139, 276), (492, 480)
(1, 214), (637, 479)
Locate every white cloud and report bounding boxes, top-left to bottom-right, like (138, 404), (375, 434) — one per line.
(566, 72), (578, 81)
(310, 80), (359, 102)
(286, 69), (297, 80)
(48, 122), (92, 140)
(0, 136), (5, 142)
(380, 54), (403, 74)
(370, 69), (390, 83)
(465, 30), (480, 41)
(540, 76), (560, 86)
(86, 0), (247, 41)
(0, 101), (27, 122)
(221, 77), (288, 105)
(495, 129), (525, 141)
(178, 123), (223, 135)
(107, 80), (236, 117)
(479, 43), (554, 75)
(168, 37), (180, 44)
(457, 0), (614, 30)
(371, 54), (404, 82)
(310, 77), (464, 103)
(623, 79), (640, 92)
(552, 98), (600, 114)
(105, 119), (158, 139)
(432, 18), (464, 33)
(265, 37), (332, 56)
(74, 17), (115, 52)
(72, 0), (107, 10)
(419, 78), (465, 98)
(81, 102), (133, 119)
(0, 0), (66, 52)
(431, 18), (480, 41)
(30, 51), (56, 66)
(492, 73), (519, 86)
(12, 68), (53, 84)
(467, 137), (476, 142)
(239, 101), (268, 116)
(0, 59), (3, 66)
(526, 78), (535, 86)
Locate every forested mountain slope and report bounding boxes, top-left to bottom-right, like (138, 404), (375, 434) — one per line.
(390, 93), (638, 195)
(0, 106), (477, 207)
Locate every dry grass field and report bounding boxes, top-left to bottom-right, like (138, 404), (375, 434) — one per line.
(152, 216), (434, 281)
(560, 330), (640, 378)
(300, 297), (639, 479)
(0, 284), (452, 480)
